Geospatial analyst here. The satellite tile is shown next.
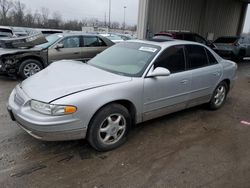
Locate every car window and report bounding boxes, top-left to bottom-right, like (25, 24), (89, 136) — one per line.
(185, 45), (209, 69)
(194, 35), (207, 45)
(154, 46), (186, 73)
(205, 49), (218, 65)
(183, 34), (195, 41)
(60, 36), (80, 48)
(214, 37), (239, 43)
(84, 36), (106, 47)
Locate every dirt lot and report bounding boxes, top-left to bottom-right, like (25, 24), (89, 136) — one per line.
(0, 62), (249, 188)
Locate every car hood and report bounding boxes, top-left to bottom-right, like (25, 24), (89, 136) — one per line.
(0, 47), (42, 56)
(21, 60), (132, 103)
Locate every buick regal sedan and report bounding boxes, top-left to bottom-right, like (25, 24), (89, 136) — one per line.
(7, 40), (237, 151)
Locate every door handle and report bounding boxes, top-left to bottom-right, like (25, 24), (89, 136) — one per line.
(180, 80), (188, 84)
(74, 52), (80, 54)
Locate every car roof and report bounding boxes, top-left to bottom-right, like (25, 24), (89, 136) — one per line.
(127, 39), (207, 48)
(51, 33), (103, 37)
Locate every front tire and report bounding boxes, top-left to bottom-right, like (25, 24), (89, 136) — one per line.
(87, 104), (131, 151)
(208, 82), (228, 110)
(19, 59), (43, 79)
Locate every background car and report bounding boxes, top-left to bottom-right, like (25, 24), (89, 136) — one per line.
(100, 33), (124, 43)
(12, 27), (28, 37)
(212, 36), (250, 61)
(8, 40), (237, 151)
(154, 30), (212, 47)
(0, 26), (14, 38)
(0, 33), (114, 79)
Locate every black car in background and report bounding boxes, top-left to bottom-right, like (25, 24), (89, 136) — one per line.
(153, 30), (212, 47)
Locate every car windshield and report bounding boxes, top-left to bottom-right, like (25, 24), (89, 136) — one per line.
(214, 37), (239, 43)
(88, 42), (160, 77)
(36, 34), (63, 48)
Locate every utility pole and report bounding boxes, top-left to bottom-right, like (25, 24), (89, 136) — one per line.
(108, 0), (111, 32)
(123, 6), (127, 33)
(104, 12), (107, 27)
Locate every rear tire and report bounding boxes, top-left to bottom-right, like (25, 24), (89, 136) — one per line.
(19, 59), (43, 79)
(208, 81), (228, 110)
(87, 104), (131, 151)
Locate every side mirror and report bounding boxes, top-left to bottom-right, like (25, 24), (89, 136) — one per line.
(147, 67), (171, 77)
(55, 43), (64, 49)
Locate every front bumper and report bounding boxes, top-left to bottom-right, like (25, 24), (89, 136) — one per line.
(7, 85), (87, 141)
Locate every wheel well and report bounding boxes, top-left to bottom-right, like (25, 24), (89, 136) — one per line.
(222, 79), (230, 91)
(89, 100), (137, 127)
(18, 56), (45, 68)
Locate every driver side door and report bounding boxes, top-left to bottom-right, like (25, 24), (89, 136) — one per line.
(143, 45), (191, 121)
(48, 36), (83, 62)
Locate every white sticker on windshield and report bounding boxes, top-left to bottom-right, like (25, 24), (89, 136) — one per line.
(139, 47), (157, 53)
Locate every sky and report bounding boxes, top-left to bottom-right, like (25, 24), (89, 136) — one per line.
(19, 0), (139, 25)
(19, 0), (250, 32)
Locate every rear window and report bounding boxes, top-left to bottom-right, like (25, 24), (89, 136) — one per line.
(186, 45), (209, 69)
(214, 37), (239, 43)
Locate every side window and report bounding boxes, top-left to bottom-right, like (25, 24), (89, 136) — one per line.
(186, 45), (209, 69)
(183, 34), (195, 42)
(194, 35), (207, 45)
(239, 38), (245, 44)
(154, 46), (186, 73)
(84, 36), (106, 47)
(60, 36), (80, 48)
(205, 49), (218, 65)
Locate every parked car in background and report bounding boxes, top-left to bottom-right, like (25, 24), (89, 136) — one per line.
(0, 33), (114, 79)
(7, 40), (237, 151)
(36, 29), (63, 36)
(100, 33), (124, 43)
(114, 33), (134, 41)
(212, 36), (250, 61)
(0, 26), (14, 38)
(154, 30), (212, 47)
(12, 27), (28, 37)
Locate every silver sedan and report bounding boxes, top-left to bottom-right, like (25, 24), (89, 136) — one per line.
(7, 40), (237, 151)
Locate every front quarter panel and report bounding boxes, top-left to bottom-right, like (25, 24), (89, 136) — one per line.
(51, 78), (144, 130)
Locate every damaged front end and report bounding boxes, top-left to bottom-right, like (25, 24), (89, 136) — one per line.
(0, 32), (48, 77)
(0, 32), (47, 49)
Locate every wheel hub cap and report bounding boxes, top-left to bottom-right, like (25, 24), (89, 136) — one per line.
(99, 114), (126, 145)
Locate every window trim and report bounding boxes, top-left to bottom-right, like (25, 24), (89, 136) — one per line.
(205, 48), (218, 65)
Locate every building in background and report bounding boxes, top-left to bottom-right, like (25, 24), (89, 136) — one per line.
(137, 0), (249, 40)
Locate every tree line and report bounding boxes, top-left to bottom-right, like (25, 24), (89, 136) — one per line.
(0, 0), (137, 31)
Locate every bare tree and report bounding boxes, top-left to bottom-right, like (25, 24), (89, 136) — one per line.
(10, 0), (25, 26)
(0, 0), (13, 25)
(41, 7), (49, 27)
(25, 9), (34, 27)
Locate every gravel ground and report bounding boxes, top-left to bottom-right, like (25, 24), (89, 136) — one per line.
(0, 62), (249, 188)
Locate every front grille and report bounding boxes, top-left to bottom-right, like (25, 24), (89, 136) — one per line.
(14, 91), (25, 106)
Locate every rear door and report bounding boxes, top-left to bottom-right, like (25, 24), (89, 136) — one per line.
(48, 35), (82, 62)
(143, 45), (191, 121)
(82, 36), (108, 62)
(185, 45), (222, 107)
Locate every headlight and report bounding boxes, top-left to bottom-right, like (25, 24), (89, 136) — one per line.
(30, 100), (77, 116)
